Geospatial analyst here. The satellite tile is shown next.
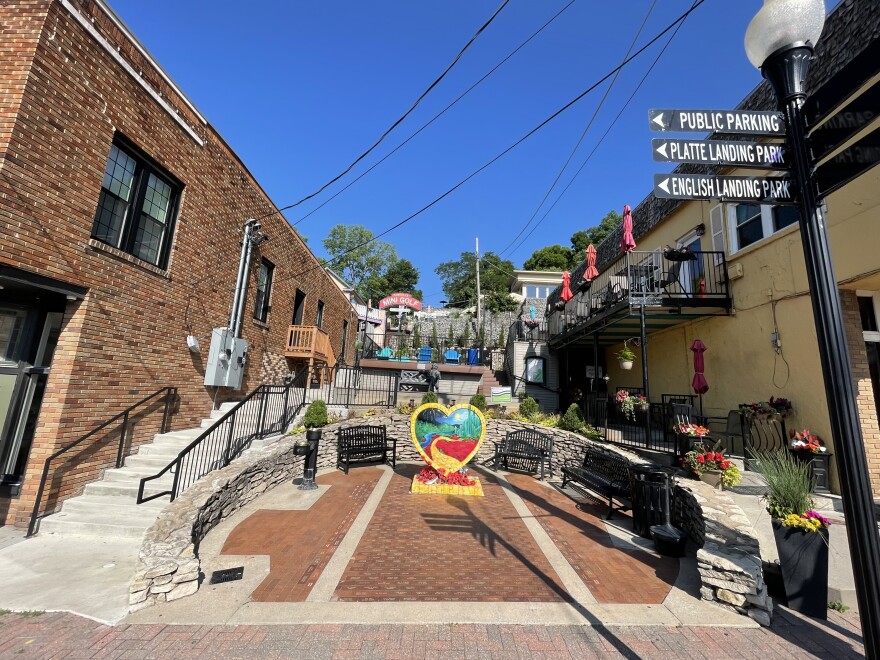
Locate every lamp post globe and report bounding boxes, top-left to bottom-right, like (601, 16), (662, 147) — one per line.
(744, 0), (880, 654)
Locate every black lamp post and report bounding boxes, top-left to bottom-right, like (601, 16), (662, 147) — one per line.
(745, 0), (880, 652)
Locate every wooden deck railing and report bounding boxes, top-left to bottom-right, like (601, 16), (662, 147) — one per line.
(285, 325), (336, 366)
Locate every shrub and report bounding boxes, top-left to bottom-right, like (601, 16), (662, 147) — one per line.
(519, 396), (539, 418)
(421, 392), (438, 404)
(559, 403), (585, 432)
(469, 393), (487, 411)
(303, 400), (328, 428)
(752, 449), (814, 519)
(584, 425), (604, 441)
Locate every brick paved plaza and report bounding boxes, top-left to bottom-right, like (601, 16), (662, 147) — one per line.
(0, 463), (867, 657)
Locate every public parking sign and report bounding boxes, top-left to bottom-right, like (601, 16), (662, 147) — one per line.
(649, 109), (786, 135)
(653, 173), (796, 203)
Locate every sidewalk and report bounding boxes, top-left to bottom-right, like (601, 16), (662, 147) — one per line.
(0, 607), (864, 658)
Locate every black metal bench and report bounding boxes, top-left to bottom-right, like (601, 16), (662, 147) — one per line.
(492, 429), (553, 480)
(561, 445), (632, 519)
(336, 425), (396, 474)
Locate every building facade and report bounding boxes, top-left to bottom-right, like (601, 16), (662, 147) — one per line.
(0, 0), (357, 526)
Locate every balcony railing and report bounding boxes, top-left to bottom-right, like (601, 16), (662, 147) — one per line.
(285, 325), (336, 365)
(547, 249), (730, 336)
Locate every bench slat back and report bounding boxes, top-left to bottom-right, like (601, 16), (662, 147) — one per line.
(581, 446), (630, 483)
(338, 425), (387, 449)
(503, 429), (553, 455)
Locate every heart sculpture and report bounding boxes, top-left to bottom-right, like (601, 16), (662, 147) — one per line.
(410, 403), (486, 476)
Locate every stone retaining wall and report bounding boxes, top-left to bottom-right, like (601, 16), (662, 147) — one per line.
(130, 414), (771, 625)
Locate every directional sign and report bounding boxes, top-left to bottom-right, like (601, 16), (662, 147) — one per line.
(815, 126), (880, 198)
(652, 138), (790, 170)
(649, 109), (786, 136)
(653, 173), (796, 204)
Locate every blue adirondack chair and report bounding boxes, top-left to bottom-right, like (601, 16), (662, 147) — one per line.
(376, 347), (393, 360)
(444, 349), (460, 365)
(418, 346), (433, 362)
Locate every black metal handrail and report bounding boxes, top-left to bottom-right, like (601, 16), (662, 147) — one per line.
(27, 386), (177, 537)
(137, 375), (307, 504)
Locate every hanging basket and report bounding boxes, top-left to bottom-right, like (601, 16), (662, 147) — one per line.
(663, 247), (697, 262)
(619, 359), (634, 371)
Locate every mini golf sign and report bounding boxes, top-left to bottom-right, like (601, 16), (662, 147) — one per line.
(378, 293), (422, 311)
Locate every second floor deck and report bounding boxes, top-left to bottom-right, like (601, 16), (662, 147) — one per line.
(546, 249), (732, 347)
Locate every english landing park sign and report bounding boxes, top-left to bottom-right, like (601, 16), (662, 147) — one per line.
(649, 108), (794, 204)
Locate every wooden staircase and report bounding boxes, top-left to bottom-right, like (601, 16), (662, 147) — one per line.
(479, 366), (508, 397)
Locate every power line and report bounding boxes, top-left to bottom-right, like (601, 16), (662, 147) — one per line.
(271, 0), (706, 288)
(502, 0), (699, 261)
(291, 0), (578, 228)
(253, 0), (510, 223)
(496, 0), (658, 259)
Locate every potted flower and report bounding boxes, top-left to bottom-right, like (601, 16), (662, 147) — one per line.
(769, 396), (793, 415)
(616, 390), (636, 422)
(752, 449), (830, 618)
(680, 443), (741, 490)
(789, 428), (831, 493)
(633, 394), (649, 413)
(616, 344), (636, 370)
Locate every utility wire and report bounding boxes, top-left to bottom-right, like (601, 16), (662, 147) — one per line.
(291, 0), (578, 228)
(271, 0), (706, 288)
(502, 0), (698, 260)
(253, 0), (510, 222)
(497, 0), (658, 259)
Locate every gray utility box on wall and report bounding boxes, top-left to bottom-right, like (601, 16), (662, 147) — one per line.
(204, 327), (248, 389)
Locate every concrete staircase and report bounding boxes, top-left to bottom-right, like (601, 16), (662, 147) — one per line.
(37, 401), (240, 539)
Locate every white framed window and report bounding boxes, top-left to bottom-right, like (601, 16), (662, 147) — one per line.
(726, 203), (800, 254)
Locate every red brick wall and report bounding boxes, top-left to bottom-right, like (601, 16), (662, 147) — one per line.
(0, 0), (357, 525)
(841, 290), (880, 496)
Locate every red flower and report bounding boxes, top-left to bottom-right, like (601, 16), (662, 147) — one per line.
(697, 455), (705, 464)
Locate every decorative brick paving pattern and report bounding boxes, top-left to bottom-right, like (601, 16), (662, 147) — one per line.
(221, 468), (382, 602)
(334, 465), (570, 602)
(507, 474), (679, 605)
(0, 609), (865, 658)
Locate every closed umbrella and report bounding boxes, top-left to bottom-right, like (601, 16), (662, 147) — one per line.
(691, 339), (709, 417)
(584, 244), (599, 281)
(560, 272), (573, 303)
(620, 204), (636, 253)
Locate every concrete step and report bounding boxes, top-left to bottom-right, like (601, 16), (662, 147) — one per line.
(124, 453), (178, 470)
(84, 479), (171, 499)
(151, 429), (204, 445)
(39, 509), (160, 539)
(136, 443), (187, 458)
(60, 494), (168, 516)
(103, 466), (174, 485)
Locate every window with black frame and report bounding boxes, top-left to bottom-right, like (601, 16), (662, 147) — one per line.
(254, 259), (274, 322)
(91, 139), (181, 268)
(735, 203), (763, 249)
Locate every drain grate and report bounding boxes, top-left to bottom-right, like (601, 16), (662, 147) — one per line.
(210, 566), (244, 584)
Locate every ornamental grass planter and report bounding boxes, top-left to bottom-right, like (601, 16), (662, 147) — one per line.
(772, 519), (829, 619)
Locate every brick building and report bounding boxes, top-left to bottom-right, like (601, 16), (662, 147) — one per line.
(0, 0), (357, 526)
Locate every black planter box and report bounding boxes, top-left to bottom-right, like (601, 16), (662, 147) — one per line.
(772, 519), (829, 619)
(791, 451), (832, 493)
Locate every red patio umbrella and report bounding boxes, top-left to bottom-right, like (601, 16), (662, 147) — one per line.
(691, 339), (709, 417)
(584, 244), (599, 281)
(620, 204), (636, 253)
(560, 271), (573, 303)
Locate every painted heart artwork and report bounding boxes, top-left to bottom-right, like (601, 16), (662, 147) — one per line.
(410, 403), (486, 476)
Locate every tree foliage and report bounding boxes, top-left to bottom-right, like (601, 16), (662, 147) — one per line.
(523, 244), (572, 271)
(322, 225), (397, 300)
(435, 251), (517, 313)
(363, 258), (423, 301)
(571, 210), (622, 257)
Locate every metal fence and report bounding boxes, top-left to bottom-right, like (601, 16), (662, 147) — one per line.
(299, 365), (399, 407)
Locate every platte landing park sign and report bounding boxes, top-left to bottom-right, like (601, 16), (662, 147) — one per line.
(653, 173), (796, 204)
(652, 138), (790, 170)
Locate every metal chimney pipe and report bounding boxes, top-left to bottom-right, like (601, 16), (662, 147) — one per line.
(229, 219), (256, 337)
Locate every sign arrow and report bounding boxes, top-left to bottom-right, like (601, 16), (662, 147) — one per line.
(652, 112), (667, 130)
(658, 178), (671, 195)
(655, 142), (668, 158)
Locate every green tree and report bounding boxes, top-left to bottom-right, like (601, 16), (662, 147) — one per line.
(431, 321), (439, 348)
(435, 251), (517, 313)
(497, 326), (506, 348)
(363, 257), (422, 301)
(523, 244), (572, 271)
(446, 323), (454, 345)
(462, 322), (471, 347)
(412, 324), (421, 349)
(322, 224), (396, 300)
(570, 210), (622, 260)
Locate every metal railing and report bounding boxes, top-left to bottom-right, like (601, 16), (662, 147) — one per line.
(362, 338), (493, 367)
(27, 387), (177, 537)
(137, 376), (306, 504)
(302, 364), (399, 406)
(508, 319), (549, 342)
(548, 249), (730, 336)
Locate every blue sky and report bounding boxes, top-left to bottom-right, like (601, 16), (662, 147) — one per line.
(110, 0), (790, 305)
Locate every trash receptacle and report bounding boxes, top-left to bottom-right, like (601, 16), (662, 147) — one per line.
(630, 467), (670, 539)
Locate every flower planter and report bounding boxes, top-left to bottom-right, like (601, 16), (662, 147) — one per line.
(619, 359), (633, 371)
(772, 519), (829, 618)
(698, 469), (723, 490)
(791, 451), (832, 494)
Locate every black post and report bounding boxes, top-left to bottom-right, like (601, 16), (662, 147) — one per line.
(161, 387), (173, 434)
(764, 45), (880, 654)
(639, 305), (651, 448)
(116, 411), (129, 469)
